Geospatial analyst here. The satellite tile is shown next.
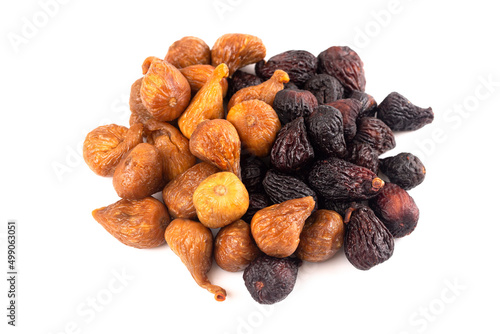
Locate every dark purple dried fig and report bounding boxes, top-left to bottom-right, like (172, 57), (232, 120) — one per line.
(273, 89), (318, 125)
(369, 183), (419, 238)
(353, 117), (396, 155)
(306, 105), (346, 158)
(263, 170), (318, 207)
(376, 92), (434, 131)
(308, 157), (384, 201)
(270, 117), (315, 173)
(344, 206), (394, 270)
(304, 73), (345, 104)
(346, 141), (379, 173)
(379, 153), (426, 190)
(326, 99), (362, 142)
(255, 50), (317, 87)
(242, 192), (271, 223)
(349, 90), (377, 118)
(317, 46), (366, 92)
(240, 156), (268, 193)
(243, 254), (301, 304)
(227, 70), (263, 99)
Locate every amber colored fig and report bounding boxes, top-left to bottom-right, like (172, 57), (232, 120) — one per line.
(145, 119), (196, 181)
(83, 123), (144, 177)
(92, 197), (170, 249)
(179, 64), (228, 97)
(227, 70), (290, 111)
(162, 162), (219, 219)
(211, 33), (266, 76)
(129, 78), (153, 129)
(193, 172), (249, 229)
(296, 210), (344, 262)
(140, 56), (191, 121)
(227, 100), (281, 157)
(178, 63), (229, 139)
(165, 36), (211, 69)
(165, 218), (226, 301)
(215, 220), (262, 272)
(113, 143), (164, 200)
(251, 196), (315, 258)
(189, 119), (242, 178)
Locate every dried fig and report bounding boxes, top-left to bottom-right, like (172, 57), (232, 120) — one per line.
(353, 117), (396, 155)
(304, 73), (345, 104)
(129, 77), (152, 129)
(92, 197), (170, 249)
(227, 100), (281, 157)
(306, 104), (347, 158)
(240, 156), (268, 193)
(251, 196), (315, 258)
(317, 46), (366, 92)
(83, 123), (144, 177)
(214, 220), (261, 272)
(193, 172), (249, 229)
(350, 90), (377, 118)
(179, 64), (228, 97)
(376, 92), (434, 131)
(140, 56), (191, 121)
(272, 88), (318, 125)
(165, 36), (211, 69)
(379, 152), (426, 190)
(227, 70), (263, 99)
(255, 50), (317, 87)
(326, 98), (362, 142)
(165, 218), (226, 301)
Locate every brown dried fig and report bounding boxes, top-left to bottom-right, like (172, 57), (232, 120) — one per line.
(214, 220), (261, 272)
(227, 100), (281, 157)
(193, 172), (249, 229)
(227, 70), (289, 111)
(211, 33), (266, 76)
(295, 209), (344, 262)
(165, 218), (227, 301)
(165, 36), (211, 69)
(189, 119), (241, 178)
(113, 143), (164, 200)
(162, 162), (220, 219)
(83, 123), (144, 177)
(251, 196), (316, 258)
(129, 77), (152, 129)
(179, 64), (228, 97)
(178, 63), (229, 139)
(92, 197), (170, 249)
(140, 56), (191, 121)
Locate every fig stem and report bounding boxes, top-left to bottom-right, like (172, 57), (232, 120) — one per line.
(372, 177), (385, 191)
(344, 207), (355, 224)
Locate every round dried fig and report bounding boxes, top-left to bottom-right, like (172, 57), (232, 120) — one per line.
(165, 36), (211, 69)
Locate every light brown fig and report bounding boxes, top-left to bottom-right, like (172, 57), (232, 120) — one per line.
(165, 218), (227, 301)
(165, 36), (211, 69)
(179, 64), (228, 97)
(129, 77), (153, 129)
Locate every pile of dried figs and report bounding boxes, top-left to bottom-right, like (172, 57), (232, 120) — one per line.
(84, 33), (433, 304)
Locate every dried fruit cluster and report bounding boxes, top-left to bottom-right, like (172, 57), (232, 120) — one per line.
(83, 34), (432, 305)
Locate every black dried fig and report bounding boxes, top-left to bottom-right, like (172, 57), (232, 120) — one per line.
(227, 70), (263, 99)
(241, 156), (268, 193)
(255, 50), (317, 87)
(317, 46), (366, 92)
(304, 73), (344, 104)
(273, 89), (318, 125)
(326, 99), (362, 142)
(306, 105), (346, 158)
(353, 117), (395, 155)
(376, 92), (434, 131)
(350, 90), (377, 118)
(346, 141), (379, 173)
(242, 192), (271, 223)
(379, 152), (426, 190)
(263, 170), (318, 207)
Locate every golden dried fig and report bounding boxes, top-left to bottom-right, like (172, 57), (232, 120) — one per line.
(193, 172), (249, 229)
(215, 220), (261, 272)
(227, 70), (289, 110)
(92, 197), (170, 249)
(145, 119), (196, 181)
(211, 33), (266, 76)
(178, 63), (229, 139)
(162, 162), (219, 219)
(165, 218), (226, 301)
(129, 77), (152, 129)
(189, 119), (241, 178)
(251, 196), (315, 258)
(165, 36), (211, 69)
(179, 64), (228, 97)
(295, 209), (345, 262)
(140, 56), (191, 121)
(83, 123), (144, 177)
(113, 143), (164, 200)
(227, 100), (281, 157)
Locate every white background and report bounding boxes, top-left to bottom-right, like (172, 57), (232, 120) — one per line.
(1, 0), (500, 333)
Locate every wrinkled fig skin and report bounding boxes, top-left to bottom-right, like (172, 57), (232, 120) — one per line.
(112, 143), (165, 200)
(92, 197), (170, 249)
(263, 170), (318, 208)
(255, 50), (317, 87)
(273, 89), (319, 125)
(243, 255), (301, 304)
(353, 117), (396, 155)
(83, 123), (144, 177)
(308, 157), (384, 201)
(306, 105), (347, 158)
(129, 78), (153, 129)
(165, 36), (211, 69)
(165, 218), (227, 301)
(304, 74), (345, 104)
(296, 209), (345, 262)
(346, 141), (380, 174)
(215, 220), (262, 272)
(317, 46), (366, 92)
(240, 156), (268, 193)
(242, 192), (271, 223)
(349, 90), (377, 118)
(344, 206), (394, 270)
(377, 92), (434, 131)
(227, 70), (263, 99)
(179, 64), (228, 97)
(326, 99), (362, 142)
(369, 183), (419, 238)
(380, 153), (426, 190)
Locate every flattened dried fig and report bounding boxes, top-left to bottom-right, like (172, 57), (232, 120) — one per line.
(179, 64), (228, 97)
(251, 196), (315, 258)
(83, 123), (143, 177)
(140, 56), (191, 121)
(92, 197), (170, 249)
(165, 36), (211, 69)
(215, 220), (261, 272)
(165, 218), (226, 301)
(318, 46), (366, 92)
